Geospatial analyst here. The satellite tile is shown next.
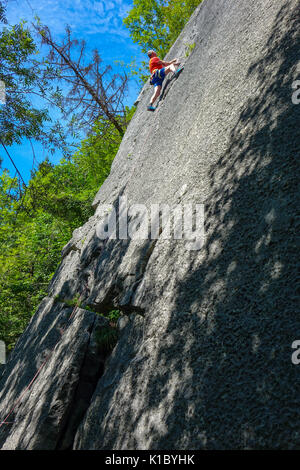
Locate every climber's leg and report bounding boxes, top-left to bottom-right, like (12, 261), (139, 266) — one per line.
(151, 85), (162, 104)
(165, 64), (177, 75)
(147, 68), (166, 110)
(148, 85), (162, 111)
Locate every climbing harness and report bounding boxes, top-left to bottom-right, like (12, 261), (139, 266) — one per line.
(149, 69), (157, 85)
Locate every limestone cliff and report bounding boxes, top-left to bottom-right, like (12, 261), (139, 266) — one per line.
(0, 0), (299, 450)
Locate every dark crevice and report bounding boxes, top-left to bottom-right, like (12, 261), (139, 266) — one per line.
(85, 287), (120, 316)
(53, 237), (156, 448)
(139, 239), (158, 275)
(55, 315), (108, 450)
(87, 297), (145, 318)
(118, 304), (145, 316)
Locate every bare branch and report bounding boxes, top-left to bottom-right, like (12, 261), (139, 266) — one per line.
(33, 22), (128, 137)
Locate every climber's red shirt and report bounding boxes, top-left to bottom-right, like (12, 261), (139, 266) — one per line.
(149, 57), (163, 74)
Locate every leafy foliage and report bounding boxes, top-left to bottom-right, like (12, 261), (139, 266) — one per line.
(0, 173), (72, 351)
(123, 0), (202, 81)
(185, 42), (196, 57)
(124, 0), (169, 58)
(0, 22), (69, 156)
(106, 309), (121, 323)
(0, 1), (7, 24)
(0, 111), (133, 352)
(95, 324), (119, 354)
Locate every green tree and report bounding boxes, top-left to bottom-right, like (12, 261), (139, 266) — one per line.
(0, 108), (135, 352)
(124, 0), (201, 58)
(124, 0), (170, 58)
(123, 0), (202, 82)
(0, 22), (68, 155)
(0, 0), (7, 24)
(0, 170), (73, 351)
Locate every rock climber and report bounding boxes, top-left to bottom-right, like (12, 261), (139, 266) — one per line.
(147, 50), (184, 111)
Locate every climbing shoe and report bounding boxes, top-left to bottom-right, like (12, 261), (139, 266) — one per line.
(147, 105), (156, 112)
(175, 66), (184, 77)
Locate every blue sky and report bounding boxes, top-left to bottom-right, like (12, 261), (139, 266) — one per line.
(1, 0), (144, 182)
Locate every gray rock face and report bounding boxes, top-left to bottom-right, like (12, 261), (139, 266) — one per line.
(1, 0), (299, 449)
(0, 298), (108, 449)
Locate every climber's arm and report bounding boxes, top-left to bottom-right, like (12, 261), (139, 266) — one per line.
(160, 58), (179, 66)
